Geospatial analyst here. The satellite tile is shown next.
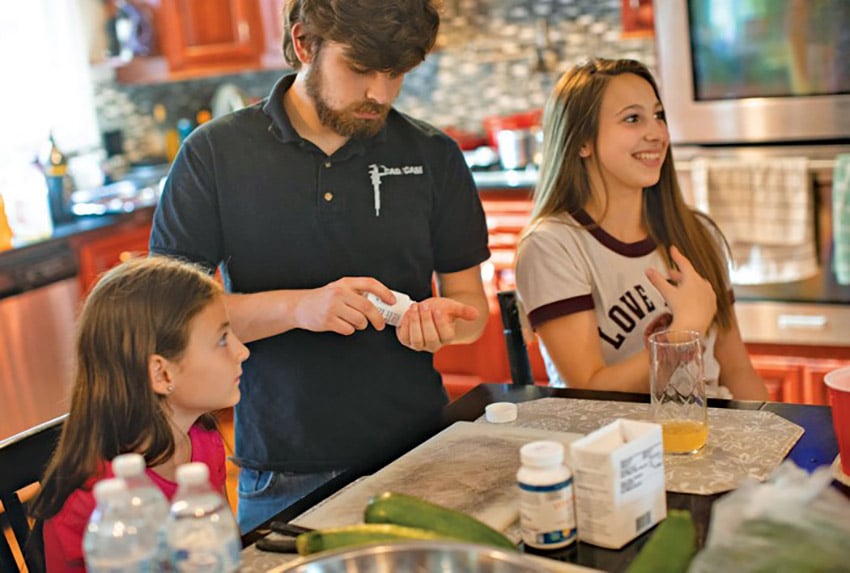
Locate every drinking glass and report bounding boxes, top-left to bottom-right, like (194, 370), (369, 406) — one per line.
(649, 330), (708, 455)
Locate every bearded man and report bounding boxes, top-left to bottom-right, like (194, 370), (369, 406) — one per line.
(150, 0), (490, 532)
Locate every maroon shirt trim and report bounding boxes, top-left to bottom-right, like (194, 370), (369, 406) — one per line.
(528, 294), (595, 329)
(572, 209), (657, 257)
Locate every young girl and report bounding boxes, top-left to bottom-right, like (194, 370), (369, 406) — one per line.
(515, 58), (768, 400)
(30, 256), (250, 571)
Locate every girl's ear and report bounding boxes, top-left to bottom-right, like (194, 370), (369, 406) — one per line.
(579, 143), (592, 158)
(291, 22), (313, 65)
(149, 354), (173, 396)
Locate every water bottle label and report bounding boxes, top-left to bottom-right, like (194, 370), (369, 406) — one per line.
(172, 548), (222, 571)
(171, 538), (240, 572)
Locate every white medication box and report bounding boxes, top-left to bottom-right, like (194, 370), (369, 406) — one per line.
(569, 418), (666, 549)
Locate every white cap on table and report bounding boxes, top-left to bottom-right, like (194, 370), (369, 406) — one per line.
(485, 402), (518, 423)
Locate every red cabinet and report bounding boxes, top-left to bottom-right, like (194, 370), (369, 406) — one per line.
(259, 0), (286, 68)
(749, 355), (805, 404)
(74, 217), (152, 295)
(747, 345), (850, 405)
(114, 0), (287, 83)
(159, 0), (265, 72)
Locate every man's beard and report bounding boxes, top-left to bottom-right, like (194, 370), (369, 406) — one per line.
(305, 54), (391, 139)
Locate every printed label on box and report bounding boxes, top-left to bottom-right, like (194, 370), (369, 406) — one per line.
(570, 418), (666, 549)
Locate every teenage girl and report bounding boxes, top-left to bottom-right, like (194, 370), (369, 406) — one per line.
(30, 256), (250, 571)
(515, 58), (768, 400)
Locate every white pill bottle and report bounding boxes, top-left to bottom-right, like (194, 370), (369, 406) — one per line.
(517, 440), (577, 550)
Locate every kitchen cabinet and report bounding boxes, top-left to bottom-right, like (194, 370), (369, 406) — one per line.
(259, 0), (286, 68)
(749, 354), (805, 404)
(159, 0), (264, 72)
(747, 343), (850, 406)
(115, 0), (284, 83)
(74, 216), (152, 295)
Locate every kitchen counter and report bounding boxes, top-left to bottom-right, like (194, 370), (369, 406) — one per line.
(237, 384), (844, 572)
(0, 207), (155, 261)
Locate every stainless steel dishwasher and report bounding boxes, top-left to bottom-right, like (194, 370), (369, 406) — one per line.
(0, 242), (79, 442)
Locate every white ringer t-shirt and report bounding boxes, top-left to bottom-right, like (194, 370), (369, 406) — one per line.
(515, 209), (728, 389)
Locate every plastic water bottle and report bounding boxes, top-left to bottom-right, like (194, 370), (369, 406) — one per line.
(112, 453), (170, 570)
(83, 478), (157, 572)
(167, 462), (240, 572)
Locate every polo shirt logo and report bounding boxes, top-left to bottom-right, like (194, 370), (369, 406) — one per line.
(368, 163), (424, 216)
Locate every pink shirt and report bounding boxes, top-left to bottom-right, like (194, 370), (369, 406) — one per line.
(43, 425), (227, 572)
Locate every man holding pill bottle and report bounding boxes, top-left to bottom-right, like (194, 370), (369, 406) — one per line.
(150, 0), (490, 533)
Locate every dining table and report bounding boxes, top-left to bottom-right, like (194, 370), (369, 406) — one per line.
(237, 383), (846, 572)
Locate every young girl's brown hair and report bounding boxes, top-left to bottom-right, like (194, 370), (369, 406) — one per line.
(31, 256), (223, 519)
(530, 57), (733, 329)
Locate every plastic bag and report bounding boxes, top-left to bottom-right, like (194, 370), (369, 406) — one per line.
(688, 461), (850, 572)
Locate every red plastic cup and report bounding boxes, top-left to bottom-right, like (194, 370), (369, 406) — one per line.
(823, 366), (850, 476)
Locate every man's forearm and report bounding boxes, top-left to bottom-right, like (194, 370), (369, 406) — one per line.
(224, 290), (305, 343)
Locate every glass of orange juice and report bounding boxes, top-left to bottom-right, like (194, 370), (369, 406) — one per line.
(649, 330), (707, 455)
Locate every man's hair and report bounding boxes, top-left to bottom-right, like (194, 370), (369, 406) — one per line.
(282, 0), (440, 73)
(30, 256), (223, 519)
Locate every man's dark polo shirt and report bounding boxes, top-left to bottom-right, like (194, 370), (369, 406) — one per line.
(150, 74), (490, 472)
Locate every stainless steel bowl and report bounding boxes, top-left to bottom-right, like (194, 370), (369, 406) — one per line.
(278, 540), (561, 572)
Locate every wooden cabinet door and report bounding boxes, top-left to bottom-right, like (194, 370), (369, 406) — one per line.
(750, 355), (805, 404)
(259, 0), (287, 68)
(77, 223), (152, 295)
(159, 0), (265, 72)
(803, 360), (849, 406)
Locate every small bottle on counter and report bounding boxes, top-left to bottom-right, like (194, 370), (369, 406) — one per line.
(1, 159), (53, 242)
(517, 440), (577, 550)
(176, 118), (194, 144)
(42, 132), (74, 224)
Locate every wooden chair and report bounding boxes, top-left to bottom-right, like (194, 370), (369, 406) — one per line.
(0, 415), (66, 572)
(496, 290), (534, 386)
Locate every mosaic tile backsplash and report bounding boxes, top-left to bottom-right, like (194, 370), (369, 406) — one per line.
(92, 0), (654, 162)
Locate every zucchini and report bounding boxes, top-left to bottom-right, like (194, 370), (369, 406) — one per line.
(626, 509), (696, 573)
(364, 491), (517, 551)
(295, 523), (446, 555)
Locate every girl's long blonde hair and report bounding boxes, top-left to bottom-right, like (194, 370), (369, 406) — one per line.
(31, 256), (223, 519)
(530, 58), (732, 329)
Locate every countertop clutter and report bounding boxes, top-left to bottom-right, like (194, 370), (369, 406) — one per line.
(234, 385), (845, 572)
(70, 162), (168, 217)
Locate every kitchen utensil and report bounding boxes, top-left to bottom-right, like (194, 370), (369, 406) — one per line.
(495, 129), (532, 170)
(270, 540), (598, 572)
(256, 534), (299, 554)
(211, 83), (249, 119)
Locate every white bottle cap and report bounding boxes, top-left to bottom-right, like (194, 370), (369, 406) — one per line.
(520, 440), (564, 467)
(92, 478), (128, 502)
(112, 453), (145, 478)
(176, 462), (209, 486)
(485, 402), (518, 423)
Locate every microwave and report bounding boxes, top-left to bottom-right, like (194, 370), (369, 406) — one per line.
(654, 0), (850, 146)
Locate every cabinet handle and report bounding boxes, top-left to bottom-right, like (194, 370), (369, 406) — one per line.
(777, 314), (828, 329)
(238, 21), (250, 42)
(119, 251), (144, 263)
